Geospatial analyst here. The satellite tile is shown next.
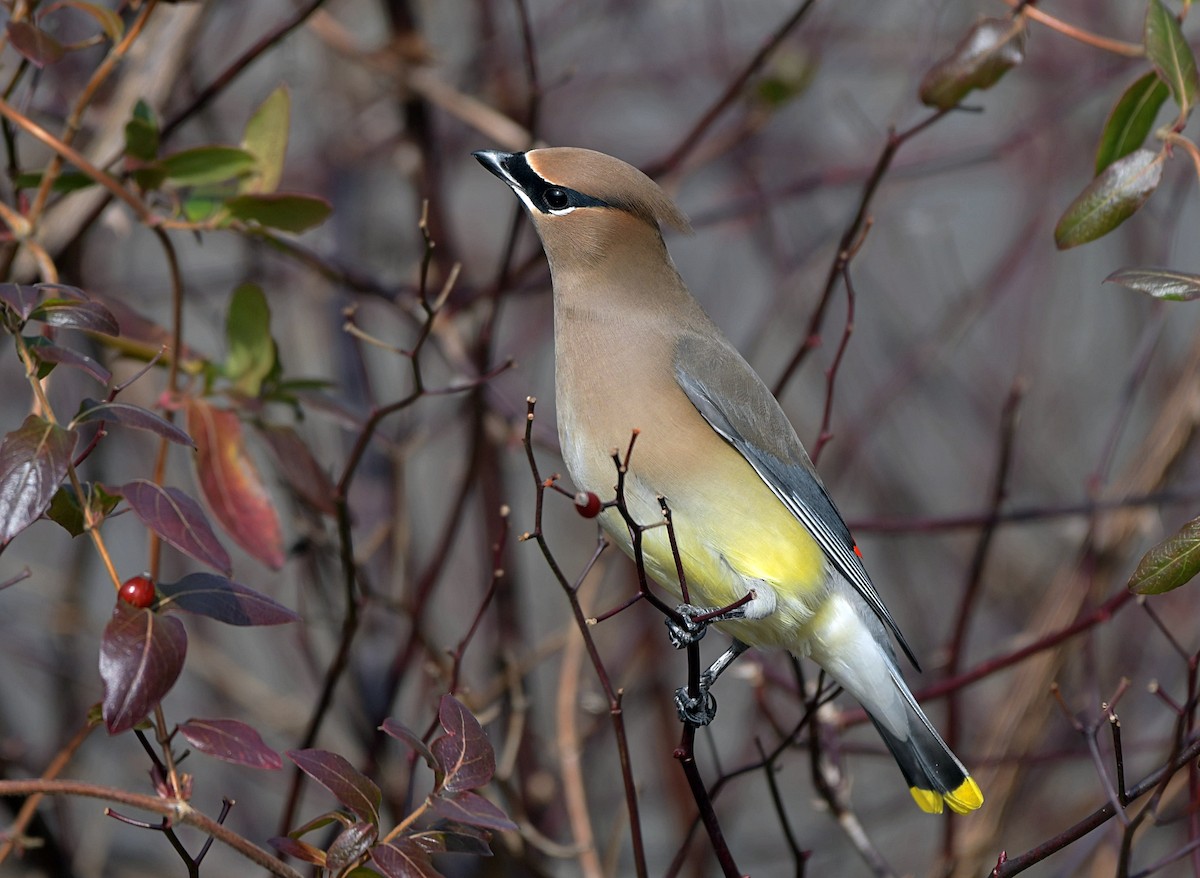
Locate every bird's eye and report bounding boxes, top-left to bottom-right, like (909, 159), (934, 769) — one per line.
(543, 187), (570, 210)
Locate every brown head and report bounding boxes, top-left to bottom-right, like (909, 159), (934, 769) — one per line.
(473, 147), (691, 273)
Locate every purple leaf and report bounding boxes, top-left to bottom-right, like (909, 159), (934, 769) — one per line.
(99, 601), (187, 734)
(178, 717), (283, 770)
(257, 424), (337, 516)
(30, 299), (119, 335)
(75, 401), (193, 447)
(287, 749), (380, 824)
(31, 344), (112, 384)
(325, 821), (377, 874)
(0, 284), (41, 321)
(432, 695), (495, 792)
(370, 840), (442, 878)
(428, 791), (516, 832)
(158, 573), (299, 626)
(412, 824), (492, 856)
(0, 415), (77, 547)
(268, 836), (326, 866)
(380, 718), (437, 772)
(7, 20), (65, 67)
(116, 480), (231, 576)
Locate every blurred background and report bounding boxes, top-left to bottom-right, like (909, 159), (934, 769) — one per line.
(2, 1), (1200, 876)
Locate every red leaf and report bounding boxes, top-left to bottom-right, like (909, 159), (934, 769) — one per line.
(30, 298), (119, 335)
(428, 791), (516, 832)
(432, 695), (495, 792)
(116, 480), (231, 576)
(31, 344), (112, 384)
(76, 401), (194, 447)
(257, 424), (337, 516)
(178, 717), (283, 769)
(158, 572), (300, 626)
(287, 749), (380, 824)
(7, 21), (64, 67)
(0, 284), (40, 321)
(99, 601), (187, 734)
(370, 840), (442, 878)
(0, 415), (77, 547)
(268, 835), (326, 866)
(325, 821), (377, 874)
(187, 399), (284, 569)
(381, 717), (437, 772)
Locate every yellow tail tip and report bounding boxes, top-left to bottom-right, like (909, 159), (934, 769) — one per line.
(910, 777), (984, 814)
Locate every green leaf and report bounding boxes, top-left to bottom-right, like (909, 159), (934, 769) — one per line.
(224, 193), (332, 233)
(224, 283), (276, 397)
(160, 146), (257, 187)
(125, 100), (160, 163)
(1145, 0), (1199, 117)
(1054, 148), (1164, 249)
(1095, 72), (1170, 174)
(1104, 266), (1200, 300)
(181, 194), (227, 223)
(1130, 514), (1200, 594)
(15, 170), (97, 193)
(241, 86), (290, 194)
(919, 17), (1028, 110)
(45, 483), (119, 537)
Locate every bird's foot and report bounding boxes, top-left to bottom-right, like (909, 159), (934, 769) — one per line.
(674, 682), (717, 726)
(665, 604), (709, 648)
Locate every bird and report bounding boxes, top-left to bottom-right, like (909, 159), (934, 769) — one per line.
(473, 146), (983, 815)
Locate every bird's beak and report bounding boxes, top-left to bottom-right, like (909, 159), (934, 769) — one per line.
(472, 149), (516, 182)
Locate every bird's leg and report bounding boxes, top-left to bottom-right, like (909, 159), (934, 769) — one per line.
(674, 639), (751, 726)
(664, 590), (755, 648)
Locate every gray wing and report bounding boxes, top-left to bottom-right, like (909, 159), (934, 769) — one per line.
(674, 331), (920, 670)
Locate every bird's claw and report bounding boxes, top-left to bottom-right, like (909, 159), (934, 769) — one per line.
(666, 603), (708, 648)
(674, 684), (717, 726)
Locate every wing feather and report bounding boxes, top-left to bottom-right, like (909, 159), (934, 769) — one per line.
(673, 332), (920, 670)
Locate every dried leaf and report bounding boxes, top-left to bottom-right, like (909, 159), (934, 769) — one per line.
(432, 695), (495, 792)
(99, 601), (187, 734)
(187, 399), (285, 569)
(1130, 515), (1200, 594)
(1054, 148), (1164, 249)
(158, 572), (300, 626)
(116, 480), (232, 576)
(178, 717), (283, 769)
(919, 17), (1027, 109)
(0, 415), (77, 547)
(287, 749), (381, 824)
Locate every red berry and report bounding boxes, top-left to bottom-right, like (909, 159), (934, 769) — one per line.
(119, 575), (156, 609)
(574, 491), (602, 518)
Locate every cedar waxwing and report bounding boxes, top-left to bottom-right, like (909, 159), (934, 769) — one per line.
(473, 146), (983, 815)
